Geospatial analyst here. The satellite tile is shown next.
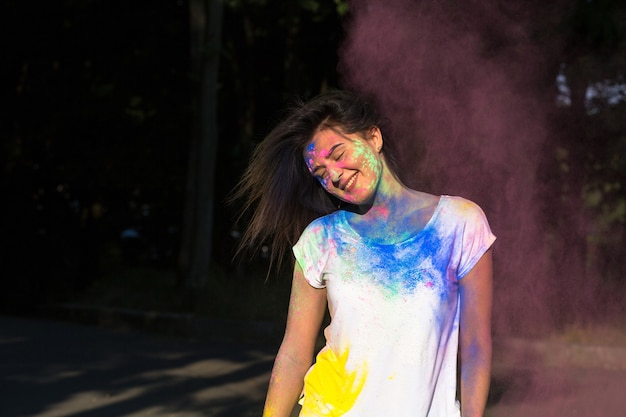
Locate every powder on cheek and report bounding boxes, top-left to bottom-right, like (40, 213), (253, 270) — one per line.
(352, 142), (381, 184)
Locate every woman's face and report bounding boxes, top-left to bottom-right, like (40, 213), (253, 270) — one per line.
(304, 127), (383, 205)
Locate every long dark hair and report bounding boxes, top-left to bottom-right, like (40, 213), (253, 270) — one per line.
(230, 90), (398, 269)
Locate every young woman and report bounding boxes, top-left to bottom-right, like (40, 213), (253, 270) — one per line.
(233, 90), (495, 417)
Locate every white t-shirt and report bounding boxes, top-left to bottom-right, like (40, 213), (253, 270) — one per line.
(292, 195), (496, 417)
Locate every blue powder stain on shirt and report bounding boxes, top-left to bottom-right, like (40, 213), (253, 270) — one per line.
(336, 220), (448, 299)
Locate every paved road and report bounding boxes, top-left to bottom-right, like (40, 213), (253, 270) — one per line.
(2, 316), (626, 417)
(487, 362), (626, 416)
(0, 316), (275, 417)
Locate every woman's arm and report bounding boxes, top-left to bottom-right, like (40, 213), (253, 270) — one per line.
(459, 249), (493, 417)
(263, 261), (328, 417)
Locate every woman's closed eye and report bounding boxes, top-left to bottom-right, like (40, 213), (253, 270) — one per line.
(312, 166), (326, 179)
(313, 169), (328, 183)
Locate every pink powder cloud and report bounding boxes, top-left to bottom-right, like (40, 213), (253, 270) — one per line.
(338, 0), (581, 335)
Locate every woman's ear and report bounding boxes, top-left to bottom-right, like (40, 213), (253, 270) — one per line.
(369, 126), (383, 152)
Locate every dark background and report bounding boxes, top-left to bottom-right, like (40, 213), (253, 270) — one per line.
(2, 0), (625, 335)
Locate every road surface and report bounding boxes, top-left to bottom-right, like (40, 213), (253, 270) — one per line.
(2, 315), (625, 417)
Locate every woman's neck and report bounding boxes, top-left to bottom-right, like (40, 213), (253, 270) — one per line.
(345, 164), (439, 243)
(355, 161), (413, 218)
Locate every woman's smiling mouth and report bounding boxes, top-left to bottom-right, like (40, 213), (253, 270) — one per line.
(344, 173), (358, 192)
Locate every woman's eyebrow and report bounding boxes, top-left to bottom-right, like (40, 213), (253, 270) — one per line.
(325, 143), (343, 158)
(309, 143), (344, 174)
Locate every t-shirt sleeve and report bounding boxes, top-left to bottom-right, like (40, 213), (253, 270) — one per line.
(456, 199), (497, 279)
(292, 219), (330, 288)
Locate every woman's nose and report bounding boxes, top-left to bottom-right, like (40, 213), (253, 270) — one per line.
(328, 168), (342, 185)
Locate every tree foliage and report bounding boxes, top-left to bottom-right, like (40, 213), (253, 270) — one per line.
(1, 0), (624, 320)
(554, 0), (626, 281)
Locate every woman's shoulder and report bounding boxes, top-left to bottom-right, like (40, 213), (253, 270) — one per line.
(300, 210), (343, 237)
(440, 195), (484, 210)
(438, 195), (490, 223)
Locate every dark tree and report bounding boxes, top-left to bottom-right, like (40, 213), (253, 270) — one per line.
(179, 0), (224, 289)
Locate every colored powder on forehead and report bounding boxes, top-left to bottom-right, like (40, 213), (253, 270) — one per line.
(304, 142), (321, 173)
